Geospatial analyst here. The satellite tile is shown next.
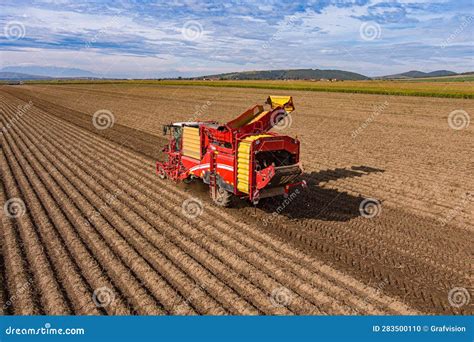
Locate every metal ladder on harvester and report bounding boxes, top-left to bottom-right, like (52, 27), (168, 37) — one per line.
(209, 149), (218, 201)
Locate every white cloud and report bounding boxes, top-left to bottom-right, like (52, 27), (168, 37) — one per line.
(0, 1), (472, 77)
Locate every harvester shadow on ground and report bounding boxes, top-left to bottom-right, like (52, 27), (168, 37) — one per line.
(182, 165), (385, 222)
(257, 166), (385, 222)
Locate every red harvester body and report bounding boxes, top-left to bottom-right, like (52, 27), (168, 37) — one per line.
(156, 96), (306, 206)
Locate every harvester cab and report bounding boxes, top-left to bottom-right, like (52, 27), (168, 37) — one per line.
(162, 123), (184, 152)
(156, 96), (306, 206)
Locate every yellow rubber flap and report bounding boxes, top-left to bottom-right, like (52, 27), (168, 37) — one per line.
(183, 126), (201, 159)
(236, 134), (272, 194)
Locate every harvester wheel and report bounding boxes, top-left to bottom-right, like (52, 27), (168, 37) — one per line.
(213, 186), (232, 207)
(183, 177), (194, 184)
(158, 166), (167, 180)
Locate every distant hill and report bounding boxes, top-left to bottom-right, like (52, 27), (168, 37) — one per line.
(197, 69), (370, 81)
(1, 66), (97, 78)
(0, 72), (52, 80)
(378, 70), (457, 79)
(1, 66), (471, 82)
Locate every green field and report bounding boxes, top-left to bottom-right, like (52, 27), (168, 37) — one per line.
(400, 75), (474, 82)
(23, 78), (474, 99)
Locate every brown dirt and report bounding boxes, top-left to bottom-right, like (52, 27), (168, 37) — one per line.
(0, 84), (472, 315)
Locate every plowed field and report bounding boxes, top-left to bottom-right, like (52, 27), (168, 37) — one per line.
(0, 84), (472, 315)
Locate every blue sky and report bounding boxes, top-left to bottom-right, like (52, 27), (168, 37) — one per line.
(0, 0), (472, 77)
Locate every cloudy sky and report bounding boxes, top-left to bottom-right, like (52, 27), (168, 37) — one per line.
(0, 0), (472, 77)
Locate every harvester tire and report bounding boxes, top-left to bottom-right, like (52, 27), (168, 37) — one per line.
(213, 186), (232, 207)
(158, 166), (167, 179)
(183, 177), (194, 184)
